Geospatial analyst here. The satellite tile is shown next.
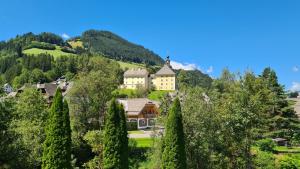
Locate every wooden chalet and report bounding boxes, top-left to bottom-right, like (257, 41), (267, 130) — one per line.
(118, 98), (160, 129)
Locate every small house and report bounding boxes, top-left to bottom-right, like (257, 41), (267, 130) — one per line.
(118, 98), (160, 129)
(272, 138), (288, 146)
(3, 83), (13, 93)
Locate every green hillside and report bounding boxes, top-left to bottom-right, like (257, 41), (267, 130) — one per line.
(81, 30), (164, 65)
(23, 47), (76, 58)
(117, 61), (144, 69)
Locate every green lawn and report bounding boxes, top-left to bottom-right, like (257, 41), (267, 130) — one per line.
(23, 47), (76, 58)
(112, 88), (136, 97)
(148, 90), (171, 101)
(274, 146), (300, 152)
(130, 138), (155, 148)
(117, 61), (144, 70)
(128, 130), (144, 134)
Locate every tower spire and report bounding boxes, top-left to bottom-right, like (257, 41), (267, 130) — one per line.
(166, 55), (171, 67)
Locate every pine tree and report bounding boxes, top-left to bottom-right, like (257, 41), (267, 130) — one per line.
(119, 104), (128, 169)
(162, 98), (187, 169)
(62, 100), (72, 169)
(103, 98), (122, 169)
(42, 88), (71, 169)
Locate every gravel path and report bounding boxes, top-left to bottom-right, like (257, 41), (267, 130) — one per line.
(128, 130), (163, 138)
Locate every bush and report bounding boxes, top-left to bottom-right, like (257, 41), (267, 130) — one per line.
(289, 91), (299, 98)
(253, 150), (275, 169)
(257, 138), (276, 152)
(61, 46), (76, 54)
(127, 121), (138, 131)
(278, 156), (300, 169)
(24, 41), (56, 50)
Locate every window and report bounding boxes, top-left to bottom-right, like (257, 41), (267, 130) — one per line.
(148, 119), (155, 126)
(139, 119), (147, 127)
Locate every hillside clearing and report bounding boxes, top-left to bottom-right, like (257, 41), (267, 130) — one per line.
(68, 40), (84, 48)
(117, 61), (145, 70)
(23, 48), (76, 58)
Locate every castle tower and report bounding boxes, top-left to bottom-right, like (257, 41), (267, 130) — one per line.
(165, 56), (171, 67)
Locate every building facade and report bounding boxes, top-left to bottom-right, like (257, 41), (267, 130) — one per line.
(151, 57), (176, 90)
(123, 68), (149, 89)
(118, 98), (160, 129)
(122, 56), (176, 91)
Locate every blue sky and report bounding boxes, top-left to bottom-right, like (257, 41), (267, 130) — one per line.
(1, 0), (300, 90)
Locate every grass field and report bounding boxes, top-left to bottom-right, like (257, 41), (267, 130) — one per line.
(67, 40), (84, 48)
(148, 90), (172, 101)
(117, 61), (144, 70)
(112, 88), (136, 98)
(23, 47), (76, 58)
(130, 138), (156, 148)
(274, 146), (300, 152)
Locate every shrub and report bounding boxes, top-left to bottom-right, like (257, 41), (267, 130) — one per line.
(24, 41), (55, 50)
(257, 138), (276, 152)
(61, 46), (76, 54)
(278, 156), (300, 169)
(253, 150), (275, 169)
(289, 91), (299, 98)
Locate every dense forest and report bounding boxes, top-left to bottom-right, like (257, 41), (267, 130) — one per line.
(0, 31), (299, 169)
(81, 30), (164, 65)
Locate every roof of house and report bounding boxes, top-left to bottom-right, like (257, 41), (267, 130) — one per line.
(272, 138), (287, 142)
(3, 83), (11, 87)
(124, 68), (149, 77)
(117, 98), (160, 116)
(155, 64), (175, 76)
(43, 83), (57, 97)
(20, 83), (57, 97)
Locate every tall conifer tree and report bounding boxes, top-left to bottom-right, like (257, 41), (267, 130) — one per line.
(162, 98), (187, 169)
(62, 100), (72, 169)
(103, 99), (128, 169)
(42, 88), (71, 169)
(119, 104), (128, 169)
(103, 98), (122, 169)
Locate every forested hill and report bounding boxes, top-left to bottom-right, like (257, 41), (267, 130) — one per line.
(0, 30), (164, 66)
(0, 30), (213, 89)
(80, 30), (164, 65)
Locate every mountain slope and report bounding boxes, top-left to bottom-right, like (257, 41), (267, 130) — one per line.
(80, 30), (164, 65)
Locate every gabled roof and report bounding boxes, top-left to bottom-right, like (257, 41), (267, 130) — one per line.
(117, 98), (160, 116)
(124, 68), (149, 77)
(3, 83), (11, 87)
(44, 83), (57, 97)
(155, 64), (175, 76)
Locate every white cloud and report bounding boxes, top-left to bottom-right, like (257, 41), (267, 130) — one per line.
(206, 66), (213, 73)
(293, 66), (299, 72)
(170, 61), (197, 70)
(290, 82), (300, 92)
(61, 33), (70, 39)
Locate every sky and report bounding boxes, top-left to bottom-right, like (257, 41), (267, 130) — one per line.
(0, 0), (300, 90)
